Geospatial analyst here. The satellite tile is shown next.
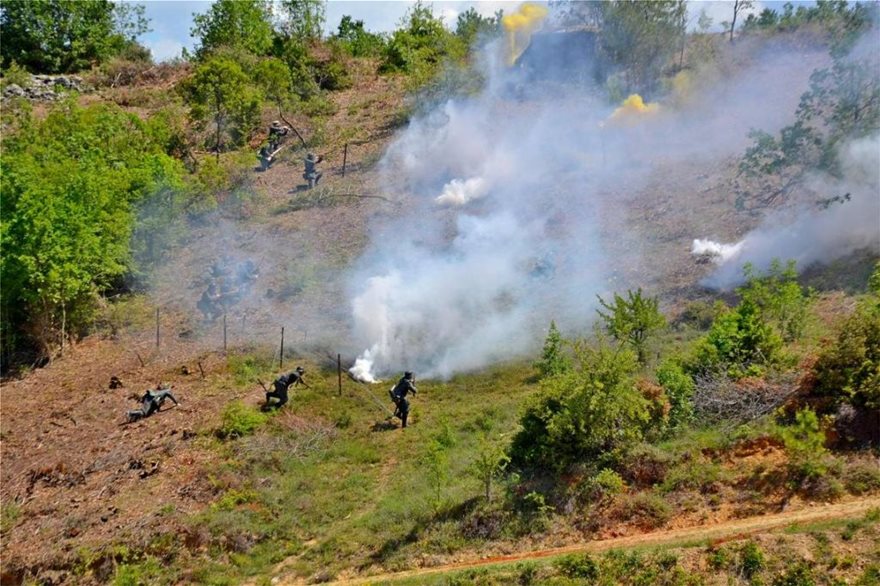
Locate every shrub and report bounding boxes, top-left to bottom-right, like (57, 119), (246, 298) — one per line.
(613, 493), (672, 530)
(510, 341), (648, 472)
(656, 361), (695, 428)
(811, 302), (880, 412)
(588, 468), (626, 500)
(690, 299), (783, 379)
(780, 409), (829, 484)
(597, 288), (666, 364)
(738, 540), (766, 579)
(333, 15), (387, 58)
(618, 443), (671, 487)
(739, 260), (812, 341)
(843, 461), (880, 495)
(535, 320), (570, 379)
(1, 61), (30, 88)
(772, 562), (816, 586)
(555, 553), (599, 580)
(217, 401), (267, 439)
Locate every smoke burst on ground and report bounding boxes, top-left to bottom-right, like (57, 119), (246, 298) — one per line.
(347, 22), (836, 381)
(703, 133), (880, 289)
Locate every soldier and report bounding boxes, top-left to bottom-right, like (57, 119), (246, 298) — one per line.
(389, 371), (418, 428)
(258, 144), (273, 171)
(127, 386), (179, 422)
(197, 282), (222, 321)
(303, 153), (323, 189)
(265, 366), (310, 409)
(268, 121), (289, 151)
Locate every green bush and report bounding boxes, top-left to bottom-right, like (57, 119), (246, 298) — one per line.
(811, 302), (880, 411)
(656, 361), (695, 428)
(333, 15), (387, 58)
(510, 340), (648, 472)
(1, 61), (30, 88)
(690, 299), (783, 379)
(597, 288), (666, 364)
(772, 562), (816, 586)
(739, 260), (812, 342)
(779, 409), (829, 483)
(535, 320), (570, 379)
(217, 401), (267, 439)
(555, 553), (599, 580)
(843, 461), (880, 495)
(738, 540), (766, 579)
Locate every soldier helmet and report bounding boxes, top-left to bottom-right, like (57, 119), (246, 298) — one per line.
(306, 152), (317, 162)
(271, 120), (282, 127)
(296, 366), (305, 373)
(404, 371), (413, 379)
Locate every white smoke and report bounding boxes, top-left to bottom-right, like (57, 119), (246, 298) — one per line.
(436, 176), (491, 206)
(691, 239), (745, 263)
(347, 21), (838, 381)
(704, 134), (880, 289)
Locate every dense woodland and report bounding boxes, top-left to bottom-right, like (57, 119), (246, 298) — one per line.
(1, 1), (879, 584)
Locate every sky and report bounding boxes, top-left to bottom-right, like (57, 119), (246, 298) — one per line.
(135, 0), (785, 63)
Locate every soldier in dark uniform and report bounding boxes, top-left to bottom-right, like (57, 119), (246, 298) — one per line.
(198, 282), (222, 320)
(268, 121), (289, 151)
(389, 371), (418, 428)
(303, 153), (323, 189)
(127, 386), (179, 422)
(266, 366), (310, 409)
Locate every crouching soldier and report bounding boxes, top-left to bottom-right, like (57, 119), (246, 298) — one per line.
(389, 371), (417, 428)
(303, 153), (323, 189)
(266, 366), (310, 409)
(127, 386), (179, 422)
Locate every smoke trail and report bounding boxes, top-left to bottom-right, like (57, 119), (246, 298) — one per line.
(502, 3), (549, 66)
(702, 134), (880, 289)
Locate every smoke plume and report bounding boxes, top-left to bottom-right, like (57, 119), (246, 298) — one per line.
(346, 10), (842, 381)
(701, 133), (880, 289)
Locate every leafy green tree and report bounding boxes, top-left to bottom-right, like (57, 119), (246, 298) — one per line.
(0, 102), (186, 359)
(726, 0), (754, 42)
(381, 2), (464, 84)
(422, 439), (450, 513)
(811, 301), (880, 411)
(739, 23), (878, 209)
(510, 341), (649, 472)
(656, 360), (695, 428)
(1, 0), (150, 73)
(183, 55), (262, 158)
(780, 408), (829, 481)
(455, 7), (501, 48)
(691, 299), (783, 379)
(191, 0), (274, 59)
(586, 0), (685, 96)
(333, 15), (387, 58)
(597, 288), (666, 364)
(738, 260), (812, 342)
(535, 320), (571, 378)
(470, 433), (510, 501)
(277, 0), (325, 44)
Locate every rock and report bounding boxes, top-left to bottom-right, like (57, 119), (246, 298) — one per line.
(3, 83), (25, 97)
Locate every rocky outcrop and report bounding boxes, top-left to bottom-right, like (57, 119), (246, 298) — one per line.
(2, 74), (90, 101)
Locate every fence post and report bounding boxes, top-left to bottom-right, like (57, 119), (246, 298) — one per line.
(279, 327), (284, 370)
(155, 308), (160, 348)
(341, 143), (348, 177)
(337, 353), (342, 396)
(223, 313), (227, 353)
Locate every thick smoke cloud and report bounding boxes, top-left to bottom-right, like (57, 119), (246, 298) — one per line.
(346, 19), (835, 381)
(701, 134), (880, 289)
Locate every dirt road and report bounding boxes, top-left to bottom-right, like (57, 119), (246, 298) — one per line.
(320, 496), (880, 585)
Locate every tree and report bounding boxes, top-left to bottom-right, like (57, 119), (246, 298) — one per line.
(728, 0), (754, 42)
(381, 1), (463, 82)
(277, 0), (325, 44)
(455, 8), (501, 48)
(535, 320), (571, 378)
(470, 433), (510, 501)
(738, 5), (877, 209)
(183, 56), (262, 158)
(191, 0), (274, 59)
(333, 15), (386, 58)
(1, 0), (150, 73)
(586, 0), (684, 96)
(597, 288), (666, 364)
(510, 341), (649, 472)
(0, 102), (185, 360)
(738, 260), (812, 342)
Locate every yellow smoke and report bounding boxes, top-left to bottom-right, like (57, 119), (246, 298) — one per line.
(502, 3), (549, 67)
(609, 94), (660, 125)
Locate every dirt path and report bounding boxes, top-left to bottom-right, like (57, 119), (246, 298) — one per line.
(319, 497), (880, 585)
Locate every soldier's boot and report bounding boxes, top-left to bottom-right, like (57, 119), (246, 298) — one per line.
(308, 177), (316, 189)
(401, 411), (408, 428)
